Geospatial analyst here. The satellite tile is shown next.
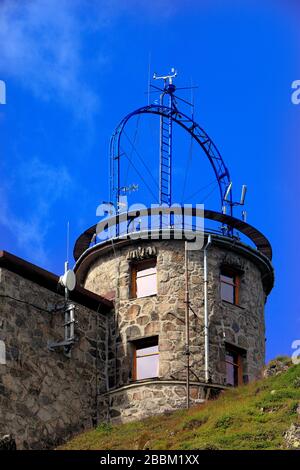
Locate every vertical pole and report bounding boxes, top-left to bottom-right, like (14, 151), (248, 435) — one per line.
(168, 93), (174, 228)
(159, 90), (164, 207)
(185, 241), (190, 408)
(204, 235), (212, 382)
(168, 92), (173, 207)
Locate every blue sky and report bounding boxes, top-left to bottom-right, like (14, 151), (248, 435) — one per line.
(0, 0), (300, 361)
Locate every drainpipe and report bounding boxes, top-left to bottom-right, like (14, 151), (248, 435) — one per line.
(184, 241), (190, 409)
(204, 234), (212, 383)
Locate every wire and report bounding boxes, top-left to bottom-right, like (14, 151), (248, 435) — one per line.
(124, 114), (140, 189)
(185, 179), (217, 201)
(121, 146), (159, 203)
(120, 131), (160, 203)
(201, 184), (219, 203)
(181, 133), (194, 203)
(0, 293), (49, 313)
(123, 129), (159, 192)
(147, 51), (151, 106)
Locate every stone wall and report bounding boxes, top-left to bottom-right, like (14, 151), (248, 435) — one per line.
(81, 236), (270, 422)
(99, 381), (225, 423)
(0, 266), (109, 449)
(0, 234), (272, 443)
(100, 382), (204, 422)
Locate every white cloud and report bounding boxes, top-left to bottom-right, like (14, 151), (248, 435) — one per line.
(0, 0), (190, 117)
(0, 0), (192, 265)
(0, 158), (73, 265)
(0, 0), (104, 117)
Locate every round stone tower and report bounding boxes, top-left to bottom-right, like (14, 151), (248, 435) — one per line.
(73, 70), (274, 422)
(73, 211), (274, 422)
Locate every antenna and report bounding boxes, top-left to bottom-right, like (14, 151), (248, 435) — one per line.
(153, 67), (178, 206)
(48, 222), (77, 357)
(240, 185), (247, 205)
(147, 52), (151, 106)
(0, 80), (6, 105)
(224, 182), (232, 201)
(59, 270), (76, 293)
(66, 221), (70, 272)
(120, 184), (139, 194)
(153, 67), (177, 86)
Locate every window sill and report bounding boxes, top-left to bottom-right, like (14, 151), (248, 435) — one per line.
(129, 377), (159, 384)
(221, 300), (245, 310)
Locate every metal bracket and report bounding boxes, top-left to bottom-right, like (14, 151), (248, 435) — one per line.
(48, 303), (77, 358)
(47, 338), (76, 358)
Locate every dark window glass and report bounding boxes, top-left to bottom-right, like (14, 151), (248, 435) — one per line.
(225, 345), (244, 387)
(220, 269), (239, 305)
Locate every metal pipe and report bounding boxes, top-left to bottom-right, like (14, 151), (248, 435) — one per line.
(204, 234), (212, 383)
(184, 241), (190, 408)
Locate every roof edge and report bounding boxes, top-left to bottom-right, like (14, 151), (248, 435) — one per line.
(0, 250), (113, 312)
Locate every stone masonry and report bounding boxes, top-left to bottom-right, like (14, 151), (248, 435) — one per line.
(0, 229), (274, 445)
(0, 252), (111, 449)
(76, 233), (273, 423)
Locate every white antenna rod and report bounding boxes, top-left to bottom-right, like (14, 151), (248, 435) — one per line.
(65, 221), (70, 273)
(147, 52), (151, 106)
(240, 185), (247, 205)
(224, 181), (232, 201)
(191, 77), (195, 120)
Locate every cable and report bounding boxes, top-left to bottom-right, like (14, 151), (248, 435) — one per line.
(120, 145), (159, 203)
(181, 134), (194, 203)
(181, 79), (195, 204)
(185, 179), (217, 202)
(202, 184), (219, 203)
(123, 130), (159, 191)
(0, 293), (49, 313)
(124, 114), (140, 189)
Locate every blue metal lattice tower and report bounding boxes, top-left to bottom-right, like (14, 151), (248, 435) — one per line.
(153, 68), (178, 206)
(109, 67), (235, 223)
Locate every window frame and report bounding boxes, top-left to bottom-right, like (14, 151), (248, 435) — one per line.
(131, 336), (159, 381)
(220, 266), (240, 305)
(225, 343), (245, 387)
(130, 258), (157, 299)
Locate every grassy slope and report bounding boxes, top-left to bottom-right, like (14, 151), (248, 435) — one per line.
(60, 362), (300, 450)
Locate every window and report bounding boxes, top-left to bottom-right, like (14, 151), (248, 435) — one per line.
(132, 337), (159, 381)
(220, 267), (240, 305)
(131, 259), (157, 299)
(225, 344), (245, 387)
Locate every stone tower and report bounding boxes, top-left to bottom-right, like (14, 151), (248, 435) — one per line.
(72, 71), (274, 422)
(0, 70), (275, 446)
(73, 209), (274, 422)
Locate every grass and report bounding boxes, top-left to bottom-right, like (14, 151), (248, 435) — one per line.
(59, 361), (300, 450)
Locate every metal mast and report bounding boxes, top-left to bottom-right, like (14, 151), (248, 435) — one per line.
(153, 68), (177, 206)
(110, 68), (233, 218)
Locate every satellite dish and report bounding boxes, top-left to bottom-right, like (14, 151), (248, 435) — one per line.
(59, 269), (76, 292)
